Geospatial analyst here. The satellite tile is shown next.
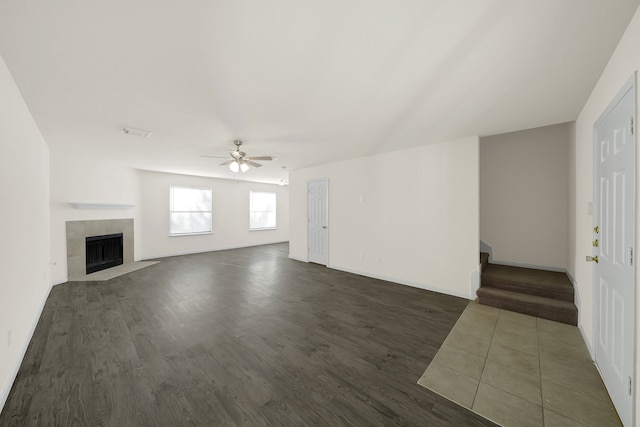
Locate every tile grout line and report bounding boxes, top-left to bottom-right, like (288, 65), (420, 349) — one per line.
(476, 309), (548, 426)
(427, 304), (552, 425)
(536, 317), (545, 427)
(469, 305), (500, 410)
(432, 305), (613, 426)
(536, 322), (611, 426)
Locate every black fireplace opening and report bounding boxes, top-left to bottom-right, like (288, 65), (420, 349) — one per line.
(86, 233), (124, 274)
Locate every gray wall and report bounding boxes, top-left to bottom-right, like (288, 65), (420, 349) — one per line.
(480, 122), (571, 270)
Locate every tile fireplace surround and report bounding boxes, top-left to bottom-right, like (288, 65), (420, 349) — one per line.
(66, 219), (134, 279)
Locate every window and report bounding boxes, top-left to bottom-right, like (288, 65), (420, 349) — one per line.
(169, 186), (212, 235)
(249, 191), (276, 230)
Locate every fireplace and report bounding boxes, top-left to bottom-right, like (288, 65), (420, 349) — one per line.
(85, 233), (124, 274)
(66, 219), (134, 279)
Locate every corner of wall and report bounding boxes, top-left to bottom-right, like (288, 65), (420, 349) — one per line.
(288, 254), (308, 263)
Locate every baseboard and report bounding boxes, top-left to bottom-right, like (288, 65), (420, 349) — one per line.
(578, 322), (595, 360)
(489, 259), (567, 273)
(141, 241), (290, 260)
(479, 240), (493, 260)
(327, 263), (473, 300)
(570, 272), (595, 360)
(0, 282), (53, 412)
(565, 269), (577, 286)
(568, 271), (581, 312)
(287, 254), (308, 263)
(51, 278), (67, 286)
(470, 266), (481, 297)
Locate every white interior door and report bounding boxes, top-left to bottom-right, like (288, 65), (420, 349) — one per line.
(593, 73), (636, 427)
(308, 178), (328, 265)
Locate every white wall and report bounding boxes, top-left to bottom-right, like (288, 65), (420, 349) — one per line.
(289, 137), (480, 299)
(49, 151), (142, 284)
(139, 171), (289, 259)
(0, 54), (51, 410)
(480, 123), (571, 270)
(571, 4), (640, 415)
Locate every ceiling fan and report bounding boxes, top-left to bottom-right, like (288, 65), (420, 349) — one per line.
(201, 140), (274, 173)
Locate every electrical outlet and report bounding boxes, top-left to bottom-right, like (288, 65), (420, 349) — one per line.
(7, 329), (12, 347)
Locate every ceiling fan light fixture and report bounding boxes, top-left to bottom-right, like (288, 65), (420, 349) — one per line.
(207, 140), (271, 173)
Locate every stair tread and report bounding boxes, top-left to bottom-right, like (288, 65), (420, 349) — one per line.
(477, 287), (576, 311)
(482, 264), (573, 292)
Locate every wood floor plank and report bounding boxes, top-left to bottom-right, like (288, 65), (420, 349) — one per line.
(1, 243), (496, 426)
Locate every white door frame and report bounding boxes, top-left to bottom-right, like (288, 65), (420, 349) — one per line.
(592, 72), (637, 426)
(307, 178), (329, 265)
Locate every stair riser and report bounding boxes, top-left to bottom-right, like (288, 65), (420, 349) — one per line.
(480, 253), (490, 271)
(477, 294), (577, 326)
(481, 277), (574, 302)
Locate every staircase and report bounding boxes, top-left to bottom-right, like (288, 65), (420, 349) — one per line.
(476, 253), (578, 325)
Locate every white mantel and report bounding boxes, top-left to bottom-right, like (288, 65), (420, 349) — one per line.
(69, 202), (136, 210)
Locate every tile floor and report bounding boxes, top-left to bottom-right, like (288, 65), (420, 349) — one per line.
(418, 302), (621, 427)
(67, 261), (159, 281)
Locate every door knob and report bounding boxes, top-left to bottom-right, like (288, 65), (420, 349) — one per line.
(322, 226), (327, 229)
(586, 256), (599, 263)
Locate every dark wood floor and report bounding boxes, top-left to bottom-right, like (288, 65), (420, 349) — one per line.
(1, 243), (496, 426)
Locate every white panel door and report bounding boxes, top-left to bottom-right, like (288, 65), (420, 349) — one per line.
(308, 178), (328, 265)
(594, 73), (636, 427)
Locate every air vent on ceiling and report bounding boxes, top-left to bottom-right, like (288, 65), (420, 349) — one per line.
(121, 127), (152, 138)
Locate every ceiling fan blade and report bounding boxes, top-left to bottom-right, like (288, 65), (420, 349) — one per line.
(219, 160), (234, 166)
(200, 155), (230, 159)
(247, 156), (273, 161)
(244, 160), (263, 168)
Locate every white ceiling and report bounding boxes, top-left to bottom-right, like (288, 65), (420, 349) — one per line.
(1, 0), (638, 184)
